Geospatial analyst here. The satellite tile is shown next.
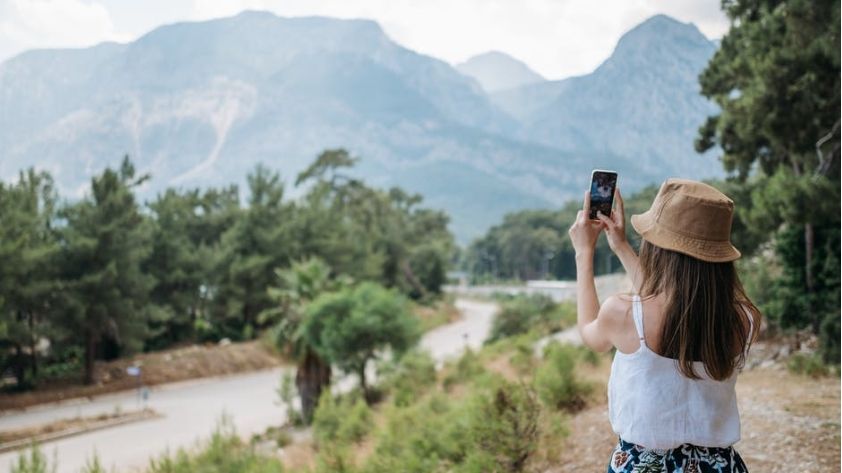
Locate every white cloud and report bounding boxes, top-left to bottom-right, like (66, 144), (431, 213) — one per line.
(0, 0), (127, 61)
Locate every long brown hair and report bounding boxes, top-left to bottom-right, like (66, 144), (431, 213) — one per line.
(638, 240), (759, 381)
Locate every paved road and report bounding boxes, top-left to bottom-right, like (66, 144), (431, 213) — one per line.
(0, 298), (498, 473)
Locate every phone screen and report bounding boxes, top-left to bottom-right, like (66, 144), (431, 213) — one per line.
(589, 170), (618, 220)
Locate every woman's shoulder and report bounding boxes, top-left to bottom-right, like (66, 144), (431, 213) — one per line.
(598, 293), (635, 328)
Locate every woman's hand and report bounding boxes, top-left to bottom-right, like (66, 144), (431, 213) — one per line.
(597, 187), (642, 292)
(596, 187), (629, 253)
(568, 190), (604, 257)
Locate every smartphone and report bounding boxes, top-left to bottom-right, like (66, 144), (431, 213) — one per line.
(589, 170), (618, 220)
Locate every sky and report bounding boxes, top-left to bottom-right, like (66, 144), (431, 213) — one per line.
(0, 0), (730, 80)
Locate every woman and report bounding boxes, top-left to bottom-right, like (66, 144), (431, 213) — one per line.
(568, 178), (761, 473)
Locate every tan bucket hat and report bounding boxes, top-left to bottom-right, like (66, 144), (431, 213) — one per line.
(630, 178), (741, 263)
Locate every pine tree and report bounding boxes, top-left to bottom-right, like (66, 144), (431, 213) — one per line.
(59, 156), (154, 384)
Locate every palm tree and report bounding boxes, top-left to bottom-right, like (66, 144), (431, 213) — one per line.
(261, 257), (346, 423)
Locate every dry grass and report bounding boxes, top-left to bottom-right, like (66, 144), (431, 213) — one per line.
(0, 341), (285, 411)
(544, 358), (840, 473)
(0, 408), (157, 444)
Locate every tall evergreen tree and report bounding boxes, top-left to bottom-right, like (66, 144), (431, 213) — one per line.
(59, 157), (154, 384)
(696, 0), (840, 352)
(211, 165), (294, 339)
(144, 189), (206, 348)
(0, 170), (60, 388)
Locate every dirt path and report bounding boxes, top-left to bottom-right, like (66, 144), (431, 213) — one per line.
(548, 362), (840, 472)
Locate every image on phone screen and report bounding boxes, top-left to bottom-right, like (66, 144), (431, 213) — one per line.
(589, 170), (617, 220)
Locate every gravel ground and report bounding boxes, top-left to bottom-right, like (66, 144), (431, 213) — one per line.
(546, 362), (840, 472)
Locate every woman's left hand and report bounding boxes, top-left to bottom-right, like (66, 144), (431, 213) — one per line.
(568, 190), (604, 257)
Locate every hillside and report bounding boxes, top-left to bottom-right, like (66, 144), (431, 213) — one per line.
(500, 15), (722, 178)
(0, 11), (722, 242)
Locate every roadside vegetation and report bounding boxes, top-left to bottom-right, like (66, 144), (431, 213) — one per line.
(12, 294), (596, 473)
(0, 149), (454, 393)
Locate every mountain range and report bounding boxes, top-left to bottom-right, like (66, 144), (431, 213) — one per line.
(0, 12), (722, 242)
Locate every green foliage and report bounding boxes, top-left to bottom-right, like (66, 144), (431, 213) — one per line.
(80, 454), (108, 473)
(293, 150), (453, 300)
(486, 295), (575, 344)
(312, 391), (373, 445)
(0, 149), (454, 391)
(442, 348), (485, 391)
(462, 381), (541, 473)
(263, 257), (339, 358)
(144, 186), (239, 348)
(210, 165), (295, 340)
(787, 352), (834, 377)
(0, 169), (60, 389)
(534, 342), (593, 412)
(364, 393), (472, 473)
(379, 349), (437, 406)
(697, 0), (839, 180)
(147, 417), (283, 473)
(59, 156), (154, 383)
(275, 372), (302, 426)
(11, 445), (56, 473)
(302, 282), (420, 400)
(697, 0), (840, 359)
(464, 185), (659, 282)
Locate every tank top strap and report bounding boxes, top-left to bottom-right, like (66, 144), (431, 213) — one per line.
(631, 294), (647, 348)
(745, 309), (755, 357)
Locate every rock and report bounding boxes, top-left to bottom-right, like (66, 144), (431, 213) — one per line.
(218, 338), (231, 347)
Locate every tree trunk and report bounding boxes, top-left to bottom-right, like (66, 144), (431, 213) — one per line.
(295, 348), (331, 424)
(28, 313), (38, 381)
(805, 222), (818, 333)
(29, 314), (38, 382)
(357, 362), (369, 405)
(84, 329), (96, 385)
(12, 344), (25, 388)
(792, 161), (818, 334)
(400, 260), (427, 299)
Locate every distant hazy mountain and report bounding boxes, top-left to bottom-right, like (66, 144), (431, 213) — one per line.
(495, 15), (721, 178)
(0, 11), (722, 242)
(456, 51), (545, 93)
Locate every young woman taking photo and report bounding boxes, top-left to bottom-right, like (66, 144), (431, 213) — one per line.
(569, 178), (761, 473)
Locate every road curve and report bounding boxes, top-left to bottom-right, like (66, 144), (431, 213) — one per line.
(0, 298), (498, 473)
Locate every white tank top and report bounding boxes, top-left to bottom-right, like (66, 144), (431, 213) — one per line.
(607, 295), (753, 450)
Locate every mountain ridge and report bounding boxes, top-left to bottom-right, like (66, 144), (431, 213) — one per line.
(456, 51), (545, 92)
(0, 11), (722, 243)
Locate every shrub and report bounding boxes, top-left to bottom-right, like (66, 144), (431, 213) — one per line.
(509, 337), (537, 374)
(487, 294), (555, 343)
(312, 391), (372, 446)
(11, 445), (56, 473)
(147, 416), (283, 473)
(80, 454), (107, 473)
(487, 295), (576, 344)
(787, 352), (833, 377)
(364, 393), (471, 473)
(275, 372), (303, 426)
(380, 349), (437, 406)
(463, 381), (541, 473)
(442, 348), (485, 390)
(534, 342), (593, 411)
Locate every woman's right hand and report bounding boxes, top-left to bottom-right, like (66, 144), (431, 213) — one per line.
(596, 187), (629, 253)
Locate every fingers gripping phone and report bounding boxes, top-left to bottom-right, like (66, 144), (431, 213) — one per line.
(589, 170), (618, 220)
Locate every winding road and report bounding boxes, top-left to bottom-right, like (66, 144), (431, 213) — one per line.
(0, 299), (498, 473)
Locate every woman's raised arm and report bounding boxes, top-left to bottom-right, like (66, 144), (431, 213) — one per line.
(597, 187), (641, 293)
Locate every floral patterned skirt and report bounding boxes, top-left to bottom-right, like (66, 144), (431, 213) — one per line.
(608, 438), (749, 473)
